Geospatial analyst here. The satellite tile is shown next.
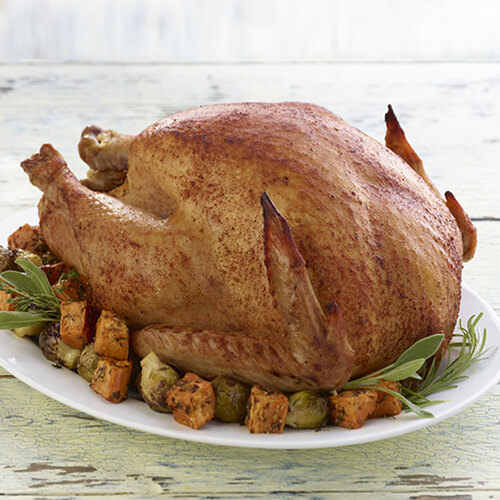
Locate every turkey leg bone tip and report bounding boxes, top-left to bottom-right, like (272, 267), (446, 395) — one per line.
(78, 125), (134, 191)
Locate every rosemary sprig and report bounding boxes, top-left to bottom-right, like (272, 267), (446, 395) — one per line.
(0, 259), (61, 328)
(342, 314), (490, 418)
(403, 313), (490, 407)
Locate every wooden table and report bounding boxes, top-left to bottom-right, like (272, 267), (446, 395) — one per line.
(1, 61), (499, 498)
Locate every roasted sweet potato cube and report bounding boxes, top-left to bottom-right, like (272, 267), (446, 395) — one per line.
(53, 274), (92, 302)
(94, 310), (129, 360)
(7, 224), (46, 254)
(41, 262), (70, 285)
(60, 300), (93, 349)
(369, 380), (403, 418)
(166, 372), (215, 429)
(245, 385), (288, 434)
(329, 389), (377, 429)
(91, 357), (132, 403)
(0, 289), (15, 311)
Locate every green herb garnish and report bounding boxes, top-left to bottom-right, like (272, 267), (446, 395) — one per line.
(342, 314), (490, 418)
(0, 259), (61, 328)
(403, 313), (490, 407)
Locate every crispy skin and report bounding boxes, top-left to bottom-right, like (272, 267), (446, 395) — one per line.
(22, 103), (463, 384)
(130, 193), (354, 391)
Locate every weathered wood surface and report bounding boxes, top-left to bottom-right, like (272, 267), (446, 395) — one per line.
(1, 365), (500, 497)
(1, 62), (499, 218)
(0, 62), (499, 498)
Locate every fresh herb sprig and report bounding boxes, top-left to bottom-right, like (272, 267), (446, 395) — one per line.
(0, 259), (61, 328)
(342, 314), (490, 418)
(403, 313), (490, 407)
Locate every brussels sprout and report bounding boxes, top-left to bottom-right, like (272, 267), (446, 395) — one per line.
(285, 390), (328, 429)
(13, 249), (43, 267)
(13, 323), (45, 338)
(41, 251), (61, 265)
(77, 342), (100, 382)
(38, 323), (81, 369)
(0, 245), (15, 272)
(212, 375), (250, 423)
(138, 351), (180, 412)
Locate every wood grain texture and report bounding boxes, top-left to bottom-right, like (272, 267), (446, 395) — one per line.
(0, 366), (499, 496)
(0, 62), (499, 498)
(0, 62), (499, 218)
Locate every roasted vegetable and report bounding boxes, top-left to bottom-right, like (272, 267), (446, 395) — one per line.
(91, 356), (132, 403)
(12, 249), (42, 267)
(13, 323), (45, 338)
(328, 390), (378, 429)
(285, 390), (328, 429)
(137, 351), (180, 413)
(0, 290), (15, 311)
(245, 386), (289, 434)
(0, 245), (15, 272)
(94, 310), (129, 360)
(77, 342), (100, 382)
(7, 224), (48, 255)
(60, 300), (93, 349)
(53, 273), (92, 302)
(41, 250), (60, 265)
(369, 380), (403, 418)
(40, 262), (70, 285)
(212, 375), (250, 423)
(166, 372), (216, 429)
(38, 322), (81, 369)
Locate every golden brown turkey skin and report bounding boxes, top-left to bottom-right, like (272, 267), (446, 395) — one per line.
(22, 102), (463, 386)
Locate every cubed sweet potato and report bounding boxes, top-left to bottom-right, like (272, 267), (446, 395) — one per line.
(52, 274), (92, 302)
(8, 224), (47, 255)
(369, 380), (403, 418)
(245, 385), (289, 434)
(90, 357), (132, 403)
(0, 289), (15, 311)
(166, 372), (215, 429)
(94, 310), (129, 360)
(60, 300), (93, 349)
(41, 262), (70, 285)
(329, 389), (378, 429)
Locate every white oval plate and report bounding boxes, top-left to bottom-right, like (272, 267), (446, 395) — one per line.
(1, 208), (500, 449)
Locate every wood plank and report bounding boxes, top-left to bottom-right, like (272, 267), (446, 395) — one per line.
(462, 220), (500, 311)
(0, 373), (499, 495)
(0, 62), (499, 218)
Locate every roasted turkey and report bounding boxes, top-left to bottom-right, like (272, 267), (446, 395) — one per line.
(21, 102), (476, 391)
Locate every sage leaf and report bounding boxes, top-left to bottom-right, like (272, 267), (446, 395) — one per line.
(394, 334), (444, 367)
(0, 270), (39, 296)
(0, 311), (50, 329)
(15, 259), (53, 296)
(381, 358), (426, 381)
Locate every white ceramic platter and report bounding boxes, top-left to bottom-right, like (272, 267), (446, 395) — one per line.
(1, 208), (500, 449)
